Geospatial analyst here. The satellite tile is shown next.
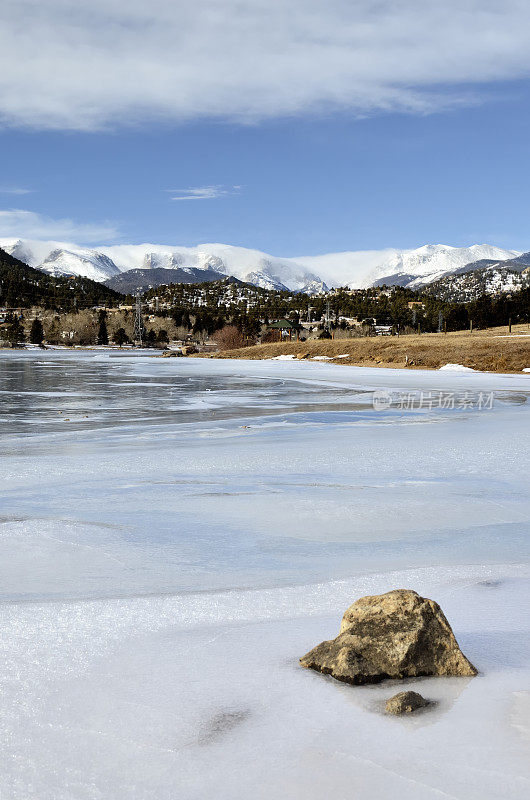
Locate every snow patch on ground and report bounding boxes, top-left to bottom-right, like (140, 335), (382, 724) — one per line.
(439, 363), (477, 372)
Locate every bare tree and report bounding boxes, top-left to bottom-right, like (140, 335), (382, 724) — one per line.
(215, 325), (246, 350)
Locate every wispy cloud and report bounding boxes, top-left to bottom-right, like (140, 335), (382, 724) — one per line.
(167, 185), (241, 201)
(0, 186), (34, 195)
(1, 2), (530, 131)
(0, 209), (119, 242)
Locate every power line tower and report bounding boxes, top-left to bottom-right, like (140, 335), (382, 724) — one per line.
(133, 290), (144, 346)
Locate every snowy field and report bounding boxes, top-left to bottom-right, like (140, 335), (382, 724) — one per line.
(0, 350), (529, 799)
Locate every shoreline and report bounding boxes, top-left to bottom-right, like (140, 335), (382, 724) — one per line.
(2, 324), (530, 375)
(201, 325), (530, 374)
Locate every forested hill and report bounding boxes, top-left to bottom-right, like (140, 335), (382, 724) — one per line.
(0, 248), (122, 309)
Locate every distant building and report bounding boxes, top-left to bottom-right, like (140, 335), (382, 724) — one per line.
(266, 318), (301, 341)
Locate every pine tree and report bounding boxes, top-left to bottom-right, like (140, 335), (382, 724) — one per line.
(97, 311), (109, 345)
(29, 317), (44, 344)
(4, 314), (25, 347)
(113, 327), (128, 347)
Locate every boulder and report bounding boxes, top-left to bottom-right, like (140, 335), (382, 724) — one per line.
(385, 690), (429, 715)
(300, 589), (477, 685)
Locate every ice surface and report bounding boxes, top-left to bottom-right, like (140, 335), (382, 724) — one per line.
(0, 351), (529, 799)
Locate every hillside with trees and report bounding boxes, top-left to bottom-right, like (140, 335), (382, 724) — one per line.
(140, 277), (530, 337)
(0, 247), (121, 310)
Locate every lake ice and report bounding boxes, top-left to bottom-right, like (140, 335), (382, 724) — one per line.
(0, 350), (529, 799)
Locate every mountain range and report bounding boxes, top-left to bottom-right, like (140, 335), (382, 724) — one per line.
(0, 237), (527, 296)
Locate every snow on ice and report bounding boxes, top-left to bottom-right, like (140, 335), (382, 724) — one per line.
(0, 351), (529, 799)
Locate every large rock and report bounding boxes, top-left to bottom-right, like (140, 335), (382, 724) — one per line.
(300, 589), (477, 685)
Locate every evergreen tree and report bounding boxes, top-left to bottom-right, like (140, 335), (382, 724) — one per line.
(97, 311), (109, 345)
(4, 314), (25, 347)
(113, 327), (128, 347)
(181, 310), (191, 330)
(29, 317), (44, 344)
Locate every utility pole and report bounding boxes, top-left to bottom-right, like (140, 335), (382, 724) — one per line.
(133, 290), (144, 346)
(325, 301), (331, 331)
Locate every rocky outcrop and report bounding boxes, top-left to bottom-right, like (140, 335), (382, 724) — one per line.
(300, 589), (477, 685)
(385, 691), (429, 715)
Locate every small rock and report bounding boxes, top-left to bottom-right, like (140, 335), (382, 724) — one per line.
(385, 691), (429, 715)
(300, 589), (477, 685)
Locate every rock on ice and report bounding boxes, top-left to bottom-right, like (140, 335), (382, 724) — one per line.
(300, 589), (477, 685)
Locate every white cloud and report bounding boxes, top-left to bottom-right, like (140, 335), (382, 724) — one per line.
(0, 1), (529, 130)
(0, 186), (34, 195)
(0, 209), (119, 242)
(167, 185), (241, 201)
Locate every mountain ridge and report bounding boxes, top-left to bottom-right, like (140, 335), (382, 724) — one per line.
(0, 237), (524, 295)
(0, 247), (120, 309)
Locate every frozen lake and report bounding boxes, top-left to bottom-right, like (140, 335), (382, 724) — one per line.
(1, 350), (529, 799)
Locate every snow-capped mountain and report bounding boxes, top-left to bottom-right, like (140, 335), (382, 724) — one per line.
(0, 238), (122, 282)
(452, 250), (530, 277)
(0, 238), (522, 294)
(424, 264), (530, 302)
(40, 248), (121, 281)
(0, 238), (324, 292)
(291, 244), (521, 289)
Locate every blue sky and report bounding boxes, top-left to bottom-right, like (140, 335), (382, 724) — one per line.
(1, 1), (530, 255)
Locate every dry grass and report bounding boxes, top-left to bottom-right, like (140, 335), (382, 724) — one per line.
(203, 324), (530, 373)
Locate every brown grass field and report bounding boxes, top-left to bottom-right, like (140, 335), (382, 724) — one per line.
(204, 323), (530, 373)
